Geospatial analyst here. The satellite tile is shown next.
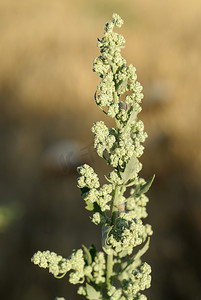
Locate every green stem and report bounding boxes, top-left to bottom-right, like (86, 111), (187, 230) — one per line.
(113, 91), (120, 128)
(106, 185), (121, 293)
(106, 88), (121, 295)
(106, 252), (113, 292)
(111, 186), (121, 224)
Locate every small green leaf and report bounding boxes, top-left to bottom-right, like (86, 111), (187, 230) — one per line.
(127, 107), (138, 127)
(120, 238), (150, 274)
(136, 175), (155, 196)
(85, 201), (101, 213)
(85, 202), (95, 211)
(120, 154), (139, 184)
(134, 237), (150, 261)
(125, 178), (137, 188)
(117, 78), (128, 94)
(89, 244), (97, 261)
(86, 283), (102, 300)
(82, 245), (92, 265)
(119, 249), (129, 258)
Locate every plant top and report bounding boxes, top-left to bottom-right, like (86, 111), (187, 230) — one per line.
(32, 13), (154, 300)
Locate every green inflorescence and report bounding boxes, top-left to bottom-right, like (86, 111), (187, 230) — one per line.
(31, 13), (154, 300)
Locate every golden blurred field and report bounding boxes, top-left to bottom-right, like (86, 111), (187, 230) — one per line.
(0, 1), (201, 299)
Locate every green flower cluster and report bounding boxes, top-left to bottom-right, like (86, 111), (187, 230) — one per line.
(105, 217), (152, 257)
(108, 262), (151, 300)
(32, 248), (106, 287)
(126, 178), (151, 219)
(93, 15), (147, 172)
(92, 122), (116, 158)
(77, 164), (100, 189)
(90, 13), (153, 299)
(77, 164), (113, 214)
(31, 250), (70, 277)
(31, 249), (85, 284)
(31, 13), (154, 300)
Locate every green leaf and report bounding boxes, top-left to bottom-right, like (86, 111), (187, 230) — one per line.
(120, 154), (139, 184)
(120, 238), (150, 274)
(134, 237), (150, 261)
(125, 178), (137, 188)
(117, 78), (128, 94)
(136, 174), (155, 196)
(89, 244), (97, 262)
(82, 245), (92, 265)
(86, 283), (102, 300)
(85, 202), (95, 211)
(126, 107), (138, 127)
(85, 201), (101, 212)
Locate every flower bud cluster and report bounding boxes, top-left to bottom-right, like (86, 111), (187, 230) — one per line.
(93, 56), (110, 76)
(31, 249), (85, 284)
(92, 121), (116, 157)
(108, 262), (151, 300)
(78, 252), (106, 296)
(121, 262), (151, 298)
(89, 251), (106, 284)
(92, 13), (148, 172)
(110, 127), (135, 168)
(83, 183), (113, 212)
(97, 14), (125, 66)
(126, 180), (150, 219)
(32, 248), (106, 287)
(92, 120), (146, 170)
(106, 216), (152, 257)
(77, 164), (113, 214)
(108, 170), (124, 185)
(95, 73), (115, 110)
(77, 164), (100, 189)
(31, 250), (70, 277)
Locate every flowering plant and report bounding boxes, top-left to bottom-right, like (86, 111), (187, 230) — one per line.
(32, 13), (154, 300)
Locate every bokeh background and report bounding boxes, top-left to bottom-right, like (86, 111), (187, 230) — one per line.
(0, 0), (201, 299)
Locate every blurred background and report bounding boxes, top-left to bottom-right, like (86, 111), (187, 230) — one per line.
(0, 0), (201, 299)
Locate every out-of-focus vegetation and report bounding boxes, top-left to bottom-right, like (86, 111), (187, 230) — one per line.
(0, 1), (201, 299)
(0, 204), (22, 232)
